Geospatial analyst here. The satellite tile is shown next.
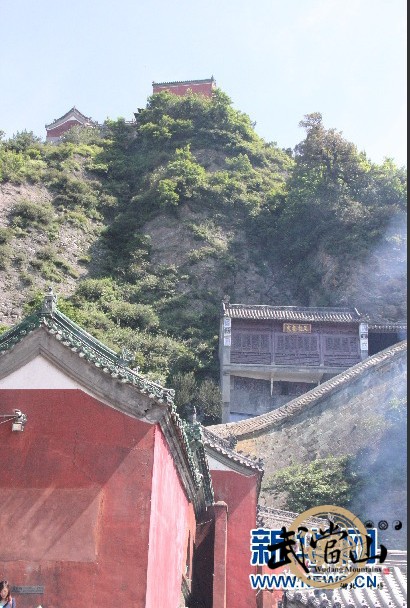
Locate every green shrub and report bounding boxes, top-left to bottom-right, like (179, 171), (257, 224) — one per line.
(0, 227), (11, 244)
(197, 378), (222, 424)
(13, 250), (28, 267)
(61, 125), (103, 145)
(20, 271), (34, 286)
(106, 301), (159, 330)
(264, 455), (360, 512)
(0, 243), (12, 269)
(61, 209), (89, 227)
(0, 132), (46, 183)
(0, 149), (26, 183)
(53, 259), (79, 278)
(187, 246), (216, 263)
(171, 372), (221, 424)
(42, 144), (75, 164)
(103, 325), (199, 384)
(74, 277), (118, 303)
(10, 199), (56, 229)
(157, 145), (206, 207)
(0, 323), (11, 335)
(5, 130), (42, 153)
(39, 262), (62, 282)
(36, 245), (56, 261)
(46, 172), (100, 213)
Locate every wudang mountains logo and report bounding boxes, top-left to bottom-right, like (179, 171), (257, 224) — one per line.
(250, 505), (388, 590)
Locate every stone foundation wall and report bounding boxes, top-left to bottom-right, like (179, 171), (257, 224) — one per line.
(235, 346), (407, 549)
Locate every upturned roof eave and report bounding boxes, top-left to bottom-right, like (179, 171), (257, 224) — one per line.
(45, 107), (95, 130)
(203, 427), (264, 474)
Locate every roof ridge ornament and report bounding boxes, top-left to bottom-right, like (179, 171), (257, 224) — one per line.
(117, 346), (133, 366)
(41, 286), (57, 315)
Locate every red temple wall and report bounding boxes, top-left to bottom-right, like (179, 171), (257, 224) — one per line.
(46, 119), (84, 139)
(145, 424), (197, 607)
(211, 469), (259, 608)
(0, 389), (156, 608)
(153, 82), (215, 97)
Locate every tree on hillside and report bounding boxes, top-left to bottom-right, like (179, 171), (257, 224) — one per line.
(268, 113), (407, 303)
(6, 130), (42, 152)
(173, 372), (222, 424)
(264, 455), (361, 512)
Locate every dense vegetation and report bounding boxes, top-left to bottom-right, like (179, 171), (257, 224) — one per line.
(0, 91), (407, 422)
(263, 455), (360, 512)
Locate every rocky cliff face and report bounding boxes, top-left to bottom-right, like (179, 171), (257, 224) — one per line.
(311, 212), (407, 322)
(1, 177), (406, 327)
(0, 182), (104, 326)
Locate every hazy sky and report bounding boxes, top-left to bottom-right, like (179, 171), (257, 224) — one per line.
(0, 0), (406, 166)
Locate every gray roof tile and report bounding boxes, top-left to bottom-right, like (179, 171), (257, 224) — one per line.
(222, 303), (362, 323)
(284, 565), (407, 607)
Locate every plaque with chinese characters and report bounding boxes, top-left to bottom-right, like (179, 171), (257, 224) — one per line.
(283, 323), (312, 333)
(11, 586), (44, 594)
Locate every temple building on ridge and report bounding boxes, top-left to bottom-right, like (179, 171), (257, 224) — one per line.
(152, 77), (216, 97)
(45, 107), (98, 142)
(47, 79), (217, 138)
(219, 299), (407, 423)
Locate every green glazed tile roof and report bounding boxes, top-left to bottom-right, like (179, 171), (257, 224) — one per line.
(0, 306), (175, 405)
